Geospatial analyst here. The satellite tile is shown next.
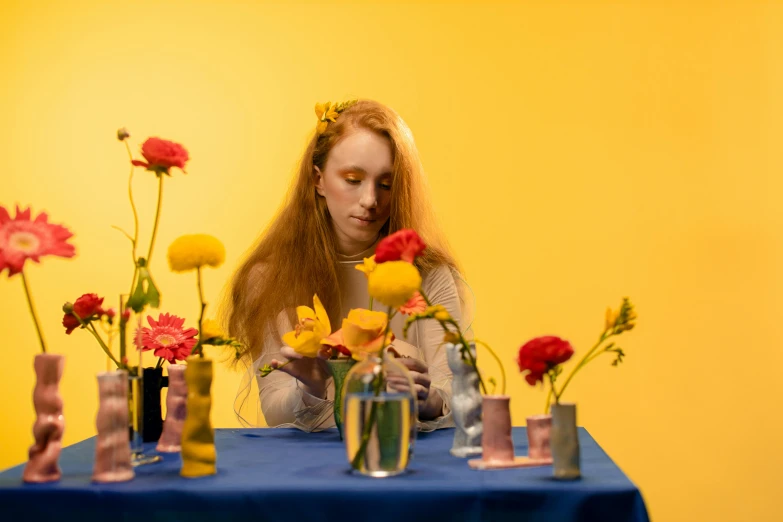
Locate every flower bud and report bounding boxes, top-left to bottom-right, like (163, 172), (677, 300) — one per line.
(117, 127), (130, 141)
(62, 302), (74, 314)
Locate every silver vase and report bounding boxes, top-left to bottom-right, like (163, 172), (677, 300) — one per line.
(551, 403), (580, 479)
(446, 343), (482, 457)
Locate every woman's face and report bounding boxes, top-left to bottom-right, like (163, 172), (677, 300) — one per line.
(314, 128), (393, 255)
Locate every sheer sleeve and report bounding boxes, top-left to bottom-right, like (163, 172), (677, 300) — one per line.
(409, 264), (464, 432)
(254, 311), (336, 431)
(234, 265), (336, 432)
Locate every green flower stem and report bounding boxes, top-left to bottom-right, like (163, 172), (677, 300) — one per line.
(122, 141), (140, 364)
(146, 174), (164, 265)
(83, 320), (121, 367)
(20, 271), (47, 354)
(474, 338), (506, 395)
(547, 370), (561, 405)
(350, 306), (393, 470)
(418, 288), (487, 394)
(545, 330), (611, 413)
(191, 266), (207, 358)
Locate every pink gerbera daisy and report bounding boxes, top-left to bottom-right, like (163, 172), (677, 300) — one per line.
(0, 205), (76, 276)
(138, 313), (198, 364)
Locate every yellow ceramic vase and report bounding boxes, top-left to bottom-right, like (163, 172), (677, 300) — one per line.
(180, 356), (216, 478)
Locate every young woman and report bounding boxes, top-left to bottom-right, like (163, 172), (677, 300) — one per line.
(225, 99), (470, 432)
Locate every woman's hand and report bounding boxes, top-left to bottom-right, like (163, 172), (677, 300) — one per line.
(387, 347), (444, 420)
(270, 345), (331, 399)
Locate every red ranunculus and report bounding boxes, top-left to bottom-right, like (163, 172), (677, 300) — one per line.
(517, 336), (574, 386)
(62, 313), (80, 335)
(131, 137), (190, 175)
(72, 293), (104, 319)
(375, 229), (426, 263)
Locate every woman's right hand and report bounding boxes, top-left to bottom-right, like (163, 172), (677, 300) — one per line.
(270, 345), (332, 399)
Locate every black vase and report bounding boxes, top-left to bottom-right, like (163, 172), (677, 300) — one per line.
(142, 367), (168, 442)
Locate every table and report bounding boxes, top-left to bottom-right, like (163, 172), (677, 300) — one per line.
(0, 427), (649, 522)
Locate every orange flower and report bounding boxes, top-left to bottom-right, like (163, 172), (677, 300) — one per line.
(322, 309), (394, 361)
(398, 291), (426, 315)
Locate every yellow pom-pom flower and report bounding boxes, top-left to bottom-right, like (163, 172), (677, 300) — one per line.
(167, 234), (226, 272)
(367, 261), (422, 308)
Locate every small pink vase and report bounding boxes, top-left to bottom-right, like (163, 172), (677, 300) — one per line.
(92, 370), (134, 483)
(23, 354), (65, 483)
(156, 364), (187, 453)
(481, 395), (514, 463)
(526, 414), (552, 460)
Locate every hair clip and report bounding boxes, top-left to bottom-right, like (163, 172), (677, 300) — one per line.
(314, 100), (358, 134)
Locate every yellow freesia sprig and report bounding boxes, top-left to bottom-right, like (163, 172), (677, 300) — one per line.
(402, 294), (497, 395)
(200, 319), (243, 361)
(544, 297), (637, 412)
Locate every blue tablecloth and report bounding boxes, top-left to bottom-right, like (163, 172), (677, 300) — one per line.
(0, 427), (648, 522)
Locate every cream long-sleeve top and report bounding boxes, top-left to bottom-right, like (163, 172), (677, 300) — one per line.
(252, 244), (461, 432)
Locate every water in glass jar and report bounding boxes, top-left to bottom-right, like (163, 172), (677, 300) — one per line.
(344, 392), (416, 477)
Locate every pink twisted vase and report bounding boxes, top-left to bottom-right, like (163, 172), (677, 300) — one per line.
(92, 370), (134, 483)
(23, 354), (65, 483)
(156, 364), (187, 453)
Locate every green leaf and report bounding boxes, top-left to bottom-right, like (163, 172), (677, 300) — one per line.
(127, 266), (161, 313)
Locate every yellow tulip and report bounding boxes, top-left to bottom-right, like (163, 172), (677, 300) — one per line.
(281, 294), (331, 357)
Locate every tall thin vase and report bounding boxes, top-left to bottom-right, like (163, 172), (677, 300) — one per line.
(157, 364), (187, 452)
(445, 343), (482, 457)
(142, 366), (167, 442)
(92, 370), (134, 483)
(326, 359), (355, 441)
(23, 354), (65, 483)
(128, 371), (162, 466)
(181, 357), (216, 478)
(551, 403), (580, 479)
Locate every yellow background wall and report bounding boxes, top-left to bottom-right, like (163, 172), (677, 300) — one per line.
(1, 1), (781, 520)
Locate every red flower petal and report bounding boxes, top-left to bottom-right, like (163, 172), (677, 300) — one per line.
(0, 205), (75, 276)
(375, 229), (426, 264)
(62, 313), (80, 335)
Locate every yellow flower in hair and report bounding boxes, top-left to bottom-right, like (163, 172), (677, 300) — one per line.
(315, 102), (339, 134)
(355, 255), (377, 278)
(167, 234), (226, 272)
(367, 261), (422, 308)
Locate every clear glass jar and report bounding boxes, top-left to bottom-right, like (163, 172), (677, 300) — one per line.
(342, 353), (418, 477)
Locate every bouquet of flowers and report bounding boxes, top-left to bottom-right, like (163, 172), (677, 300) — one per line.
(517, 298), (637, 412)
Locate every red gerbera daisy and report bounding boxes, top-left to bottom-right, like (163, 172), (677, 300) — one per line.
(138, 313), (198, 364)
(0, 205), (75, 276)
